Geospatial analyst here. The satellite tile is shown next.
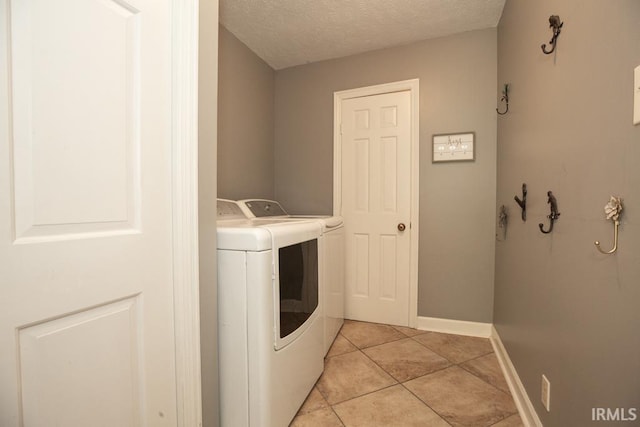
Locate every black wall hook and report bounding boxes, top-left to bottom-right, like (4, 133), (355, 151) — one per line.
(539, 191), (560, 234)
(514, 183), (527, 221)
(541, 15), (563, 54)
(496, 84), (510, 115)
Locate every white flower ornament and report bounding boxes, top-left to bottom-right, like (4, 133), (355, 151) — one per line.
(604, 196), (622, 222)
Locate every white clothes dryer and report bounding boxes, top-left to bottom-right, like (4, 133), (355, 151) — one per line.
(216, 199), (324, 427)
(236, 199), (345, 355)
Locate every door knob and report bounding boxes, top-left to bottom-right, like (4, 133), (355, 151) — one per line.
(397, 223), (406, 232)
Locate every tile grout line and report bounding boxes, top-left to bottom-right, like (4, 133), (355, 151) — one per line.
(330, 382), (399, 408)
(457, 357), (515, 398)
(326, 347), (399, 406)
(329, 404), (346, 427)
(407, 333), (454, 361)
(398, 381), (453, 427)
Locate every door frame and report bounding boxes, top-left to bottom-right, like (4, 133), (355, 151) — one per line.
(333, 79), (419, 328)
(171, 0), (203, 425)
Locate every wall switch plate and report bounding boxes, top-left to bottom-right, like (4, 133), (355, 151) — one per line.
(541, 375), (551, 411)
(634, 65), (640, 125)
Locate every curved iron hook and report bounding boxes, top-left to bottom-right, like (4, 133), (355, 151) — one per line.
(539, 191), (560, 234)
(594, 220), (619, 254)
(496, 84), (510, 115)
(539, 217), (555, 234)
(541, 15), (563, 55)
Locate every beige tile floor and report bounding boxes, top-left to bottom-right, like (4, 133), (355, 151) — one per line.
(290, 320), (523, 427)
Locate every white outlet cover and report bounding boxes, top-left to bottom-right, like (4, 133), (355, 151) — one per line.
(634, 65), (640, 125)
(541, 374), (551, 411)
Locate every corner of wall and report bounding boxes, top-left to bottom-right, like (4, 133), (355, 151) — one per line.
(199, 1), (219, 426)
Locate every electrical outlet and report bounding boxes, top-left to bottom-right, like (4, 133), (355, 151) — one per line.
(541, 375), (551, 411)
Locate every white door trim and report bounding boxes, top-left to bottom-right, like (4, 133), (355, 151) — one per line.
(171, 1), (202, 425)
(333, 79), (419, 328)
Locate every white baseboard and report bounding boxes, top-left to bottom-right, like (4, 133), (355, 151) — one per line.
(490, 326), (543, 427)
(415, 316), (492, 338)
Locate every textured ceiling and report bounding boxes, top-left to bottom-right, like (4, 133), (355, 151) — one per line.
(220, 0), (506, 70)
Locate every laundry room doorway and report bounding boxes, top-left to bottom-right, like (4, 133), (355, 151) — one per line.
(333, 80), (419, 328)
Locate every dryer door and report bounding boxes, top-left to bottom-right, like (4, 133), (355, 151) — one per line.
(267, 222), (322, 350)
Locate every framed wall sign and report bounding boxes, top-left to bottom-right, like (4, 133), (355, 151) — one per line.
(432, 132), (475, 162)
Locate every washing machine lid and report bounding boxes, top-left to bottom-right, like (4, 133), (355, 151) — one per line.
(217, 219), (322, 251)
(238, 199), (343, 228)
(217, 199), (268, 250)
(237, 199), (288, 218)
(217, 199), (323, 251)
(217, 198), (246, 220)
(216, 223), (273, 251)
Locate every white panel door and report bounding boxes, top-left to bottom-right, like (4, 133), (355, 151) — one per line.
(0, 0), (178, 425)
(341, 91), (412, 326)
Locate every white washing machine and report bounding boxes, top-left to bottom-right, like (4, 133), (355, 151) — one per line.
(237, 199), (345, 355)
(216, 199), (324, 427)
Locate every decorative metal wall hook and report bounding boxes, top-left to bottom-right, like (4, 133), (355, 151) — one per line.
(594, 196), (623, 254)
(496, 84), (510, 115)
(541, 15), (563, 55)
(497, 205), (508, 241)
(513, 183), (527, 221)
(539, 191), (560, 234)
(595, 220), (620, 254)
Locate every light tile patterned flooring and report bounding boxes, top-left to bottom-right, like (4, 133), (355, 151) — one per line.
(290, 320), (524, 427)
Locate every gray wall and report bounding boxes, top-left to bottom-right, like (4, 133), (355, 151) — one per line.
(199, 2), (219, 426)
(218, 26), (275, 200)
(274, 30), (498, 322)
(495, 1), (640, 426)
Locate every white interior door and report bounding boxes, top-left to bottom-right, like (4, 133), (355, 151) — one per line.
(340, 90), (412, 327)
(0, 0), (181, 425)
